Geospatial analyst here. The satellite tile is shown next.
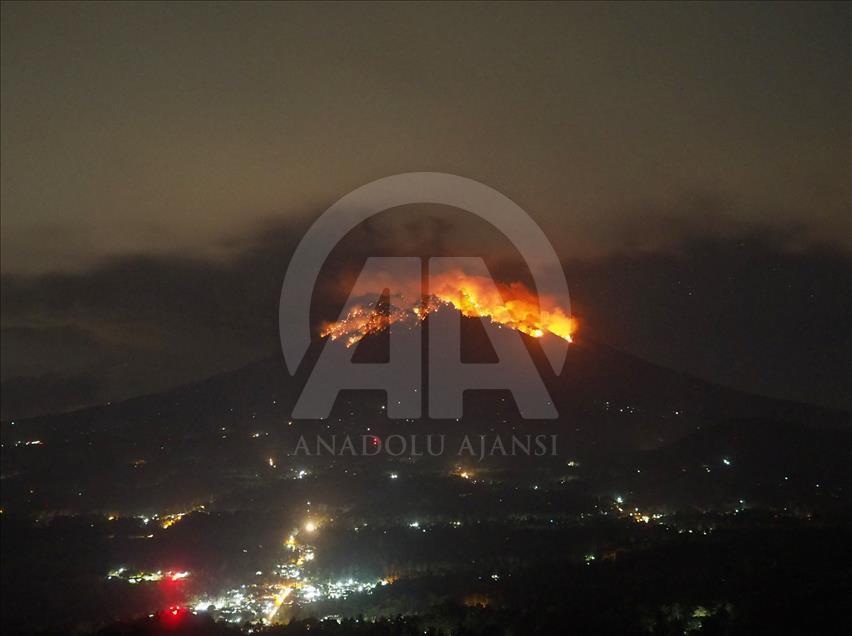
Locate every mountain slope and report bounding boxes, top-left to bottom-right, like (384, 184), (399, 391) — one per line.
(1, 311), (848, 514)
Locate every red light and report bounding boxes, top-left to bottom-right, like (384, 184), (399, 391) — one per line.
(160, 606), (187, 628)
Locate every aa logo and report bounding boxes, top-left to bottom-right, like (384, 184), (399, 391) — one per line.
(279, 173), (572, 419)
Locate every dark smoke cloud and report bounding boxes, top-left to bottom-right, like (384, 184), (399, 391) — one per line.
(2, 209), (850, 419)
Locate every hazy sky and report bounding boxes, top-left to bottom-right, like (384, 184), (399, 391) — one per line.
(1, 2), (850, 418)
(2, 2), (850, 274)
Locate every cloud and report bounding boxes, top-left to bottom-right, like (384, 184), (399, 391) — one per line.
(1, 207), (850, 419)
(1, 373), (100, 420)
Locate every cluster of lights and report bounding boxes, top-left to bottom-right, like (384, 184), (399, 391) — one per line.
(630, 510), (663, 524)
(273, 563), (303, 579)
(314, 577), (391, 601)
(267, 586), (293, 621)
(160, 513), (185, 529)
(190, 517), (394, 626)
(171, 514), (450, 628)
(601, 401), (639, 414)
(193, 584), (283, 624)
(609, 495), (665, 525)
(453, 467), (479, 481)
(137, 504), (206, 529)
(107, 567), (190, 584)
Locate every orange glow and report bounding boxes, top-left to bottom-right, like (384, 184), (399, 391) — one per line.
(321, 303), (408, 347)
(321, 271), (577, 347)
(160, 513), (185, 529)
(462, 593), (491, 608)
(267, 586), (293, 621)
(453, 466), (474, 480)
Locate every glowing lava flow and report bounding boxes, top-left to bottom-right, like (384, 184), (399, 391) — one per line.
(321, 272), (577, 347)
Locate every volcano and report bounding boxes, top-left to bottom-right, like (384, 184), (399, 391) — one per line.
(2, 306), (848, 515)
(5, 308), (844, 441)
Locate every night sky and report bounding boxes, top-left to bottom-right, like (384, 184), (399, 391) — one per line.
(1, 2), (850, 417)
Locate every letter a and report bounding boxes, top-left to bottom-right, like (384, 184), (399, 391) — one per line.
(293, 257), (421, 419)
(428, 257), (557, 419)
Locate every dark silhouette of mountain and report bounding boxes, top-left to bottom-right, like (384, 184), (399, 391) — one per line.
(6, 308), (845, 432)
(1, 309), (848, 514)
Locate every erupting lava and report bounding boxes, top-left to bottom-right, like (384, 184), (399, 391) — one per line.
(321, 271), (577, 347)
